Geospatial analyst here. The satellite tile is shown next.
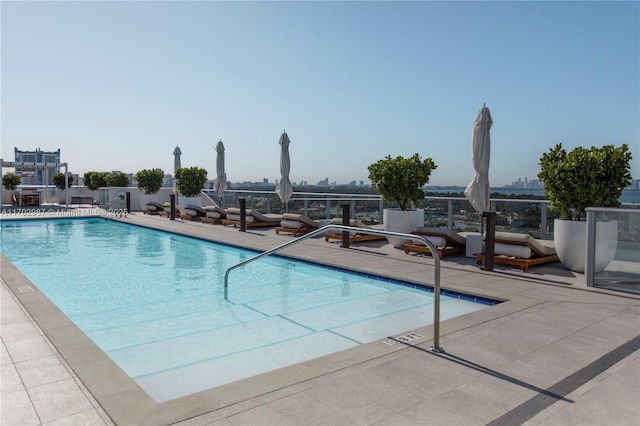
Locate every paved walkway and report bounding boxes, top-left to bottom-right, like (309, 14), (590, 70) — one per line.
(2, 212), (639, 425)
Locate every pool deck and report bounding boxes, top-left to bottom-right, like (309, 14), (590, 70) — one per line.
(2, 211), (639, 425)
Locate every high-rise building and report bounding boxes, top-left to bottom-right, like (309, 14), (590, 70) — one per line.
(13, 147), (61, 185)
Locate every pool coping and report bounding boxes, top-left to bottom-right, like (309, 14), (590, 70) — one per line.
(1, 215), (561, 425)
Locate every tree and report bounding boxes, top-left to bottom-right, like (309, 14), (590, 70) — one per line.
(84, 172), (108, 191)
(175, 167), (208, 197)
(2, 173), (21, 190)
(135, 169), (164, 194)
(106, 172), (130, 187)
(538, 143), (632, 220)
(367, 154), (437, 210)
(53, 173), (74, 191)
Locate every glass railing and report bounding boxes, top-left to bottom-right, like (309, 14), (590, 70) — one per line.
(216, 189), (556, 239)
(586, 207), (640, 293)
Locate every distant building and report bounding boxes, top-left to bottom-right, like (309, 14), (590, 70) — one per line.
(162, 174), (174, 188)
(13, 147), (61, 186)
(505, 177), (543, 190)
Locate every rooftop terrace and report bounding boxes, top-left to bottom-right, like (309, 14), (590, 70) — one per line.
(1, 211), (639, 425)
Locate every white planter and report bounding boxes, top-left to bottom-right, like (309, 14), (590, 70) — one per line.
(554, 219), (618, 273)
(383, 208), (424, 248)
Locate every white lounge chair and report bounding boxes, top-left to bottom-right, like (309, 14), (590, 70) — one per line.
(201, 206), (227, 224)
(221, 208), (282, 228)
(324, 218), (386, 244)
(275, 213), (320, 236)
(475, 232), (559, 272)
(403, 227), (467, 258)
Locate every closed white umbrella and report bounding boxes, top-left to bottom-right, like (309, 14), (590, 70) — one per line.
(173, 146), (182, 198)
(464, 104), (492, 213)
(214, 140), (227, 200)
(173, 146), (182, 174)
(275, 130), (293, 205)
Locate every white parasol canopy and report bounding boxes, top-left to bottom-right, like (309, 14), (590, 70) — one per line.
(275, 130), (293, 205)
(173, 146), (182, 175)
(464, 104), (493, 213)
(213, 140), (227, 200)
(173, 146), (182, 197)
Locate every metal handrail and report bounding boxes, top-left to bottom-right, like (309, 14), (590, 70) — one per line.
(223, 224), (444, 352)
(104, 195), (124, 208)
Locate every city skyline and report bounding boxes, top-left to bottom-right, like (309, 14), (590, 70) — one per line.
(2, 2), (638, 187)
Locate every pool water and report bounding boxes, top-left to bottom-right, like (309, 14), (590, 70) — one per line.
(1, 218), (492, 402)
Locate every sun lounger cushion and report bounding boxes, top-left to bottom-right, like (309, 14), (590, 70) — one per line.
(186, 205), (205, 214)
(145, 202), (164, 211)
(249, 210), (282, 223)
(414, 227), (466, 245)
(494, 243), (532, 259)
(493, 231), (556, 256)
(412, 235), (447, 248)
(282, 213), (318, 228)
(281, 219), (303, 229)
(226, 213), (255, 223)
(204, 206), (226, 218)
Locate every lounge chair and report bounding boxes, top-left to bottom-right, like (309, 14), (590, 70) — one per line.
(221, 208), (282, 228)
(142, 201), (165, 215)
(475, 231), (559, 272)
(180, 205), (206, 221)
(201, 206), (227, 224)
(403, 227), (467, 258)
(275, 213), (320, 237)
(324, 218), (386, 244)
(159, 202), (173, 217)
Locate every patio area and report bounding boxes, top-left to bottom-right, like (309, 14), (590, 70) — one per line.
(2, 211), (639, 425)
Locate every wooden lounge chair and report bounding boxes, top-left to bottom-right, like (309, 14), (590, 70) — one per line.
(221, 208), (282, 228)
(475, 231), (559, 272)
(403, 227), (466, 258)
(159, 202), (173, 217)
(275, 213), (320, 237)
(142, 201), (164, 215)
(180, 205), (206, 221)
(324, 218), (386, 244)
(201, 205), (227, 224)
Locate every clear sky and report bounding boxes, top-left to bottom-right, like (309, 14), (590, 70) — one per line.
(2, 1), (638, 187)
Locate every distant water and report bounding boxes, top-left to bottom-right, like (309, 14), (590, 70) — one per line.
(425, 187), (639, 204)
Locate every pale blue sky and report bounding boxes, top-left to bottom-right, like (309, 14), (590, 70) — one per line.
(2, 1), (638, 186)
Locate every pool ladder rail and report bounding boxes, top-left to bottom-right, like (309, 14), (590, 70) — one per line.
(224, 224), (444, 353)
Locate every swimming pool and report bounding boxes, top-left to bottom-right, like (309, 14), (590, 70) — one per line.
(1, 218), (494, 402)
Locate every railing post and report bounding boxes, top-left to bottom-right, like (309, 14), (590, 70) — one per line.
(447, 200), (453, 231)
(341, 203), (350, 248)
(125, 192), (131, 214)
(585, 209), (596, 287)
(239, 198), (246, 232)
(541, 202), (548, 240)
(170, 194), (176, 220)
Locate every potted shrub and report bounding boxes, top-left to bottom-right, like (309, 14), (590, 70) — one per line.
(2, 173), (21, 190)
(53, 172), (74, 203)
(174, 166), (208, 214)
(105, 172), (130, 187)
(2, 173), (21, 205)
(538, 143), (632, 272)
(368, 154), (437, 247)
(135, 168), (164, 210)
